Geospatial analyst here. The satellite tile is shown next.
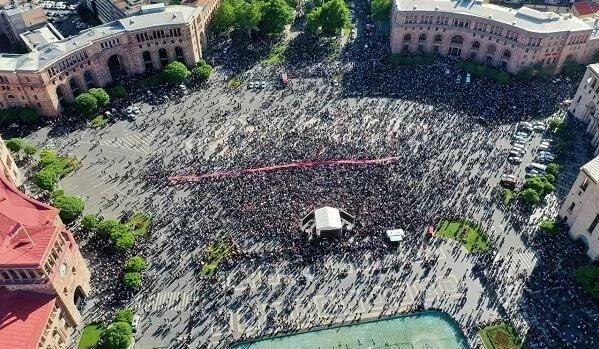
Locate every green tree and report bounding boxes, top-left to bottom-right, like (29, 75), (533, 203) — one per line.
(546, 163), (562, 177)
(74, 93), (98, 115)
(259, 0), (294, 36)
(539, 219), (558, 234)
(109, 86), (127, 98)
(192, 61), (213, 80)
(126, 256), (147, 272)
(103, 322), (132, 349)
(549, 117), (563, 130)
(464, 61), (476, 74)
(114, 308), (134, 324)
(520, 188), (540, 204)
(53, 194), (85, 222)
(474, 64), (487, 77)
(319, 0), (350, 36)
(161, 61), (191, 84)
(88, 88), (110, 107)
(516, 67), (533, 82)
(371, 0), (391, 22)
(575, 266), (599, 299)
(5, 138), (25, 152)
(236, 0), (262, 38)
(211, 0), (236, 34)
(81, 213), (101, 230)
(306, 6), (323, 33)
(98, 219), (121, 236)
(115, 232), (135, 251)
(23, 144), (38, 156)
(495, 70), (510, 84)
(18, 108), (38, 125)
(123, 272), (142, 289)
(34, 169), (59, 191)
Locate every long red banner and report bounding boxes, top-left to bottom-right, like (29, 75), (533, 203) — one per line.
(168, 156), (400, 183)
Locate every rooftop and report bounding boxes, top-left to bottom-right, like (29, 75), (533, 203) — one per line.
(0, 173), (59, 267)
(19, 24), (63, 51)
(582, 154), (599, 182)
(395, 0), (593, 34)
(0, 5), (201, 73)
(572, 1), (599, 17)
(0, 289), (56, 349)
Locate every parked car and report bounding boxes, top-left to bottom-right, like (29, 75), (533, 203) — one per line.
(508, 156), (522, 164)
(132, 314), (140, 333)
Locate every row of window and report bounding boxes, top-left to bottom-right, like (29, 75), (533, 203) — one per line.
(0, 76), (7, 83)
(0, 268), (44, 281)
(48, 51), (89, 78)
(100, 37), (121, 50)
(568, 34), (589, 45)
(43, 232), (68, 275)
(135, 28), (182, 43)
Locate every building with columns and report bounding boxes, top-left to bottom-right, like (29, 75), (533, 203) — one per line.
(0, 172), (91, 348)
(559, 155), (599, 261)
(0, 3), (216, 117)
(569, 63), (599, 155)
(390, 0), (599, 74)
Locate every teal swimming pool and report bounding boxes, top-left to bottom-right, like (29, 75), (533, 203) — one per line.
(230, 311), (469, 349)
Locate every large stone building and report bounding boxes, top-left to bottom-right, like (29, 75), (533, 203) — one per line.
(559, 156), (599, 261)
(0, 135), (22, 187)
(0, 173), (91, 348)
(568, 63), (599, 155)
(0, 3), (218, 117)
(0, 3), (48, 44)
(390, 0), (599, 74)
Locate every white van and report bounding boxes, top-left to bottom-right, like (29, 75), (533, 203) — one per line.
(465, 73), (471, 83)
(131, 315), (140, 333)
(528, 163), (547, 173)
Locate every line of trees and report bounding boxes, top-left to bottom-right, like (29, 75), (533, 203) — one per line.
(211, 0), (294, 38)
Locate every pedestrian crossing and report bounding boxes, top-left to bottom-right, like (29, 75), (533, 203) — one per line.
(82, 132), (155, 154)
(131, 291), (196, 312)
(513, 251), (537, 271)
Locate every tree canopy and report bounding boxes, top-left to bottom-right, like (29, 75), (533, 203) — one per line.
(520, 188), (540, 204)
(74, 93), (98, 115)
(126, 256), (147, 272)
(123, 272), (142, 289)
(88, 88), (110, 107)
(306, 0), (350, 36)
(81, 213), (101, 230)
(161, 61), (191, 84)
(103, 322), (132, 349)
(5, 138), (25, 152)
(192, 60), (214, 80)
(210, 0), (293, 38)
(259, 0), (293, 36)
(575, 266), (599, 299)
(114, 308), (134, 324)
(52, 193), (85, 222)
(371, 0), (391, 22)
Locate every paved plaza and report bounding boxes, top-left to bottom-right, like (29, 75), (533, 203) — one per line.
(19, 49), (599, 348)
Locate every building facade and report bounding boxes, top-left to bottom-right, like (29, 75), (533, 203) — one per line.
(569, 64), (599, 155)
(0, 135), (22, 186)
(86, 0), (146, 24)
(0, 173), (91, 349)
(0, 4), (48, 44)
(0, 3), (214, 117)
(390, 0), (599, 74)
(559, 156), (599, 261)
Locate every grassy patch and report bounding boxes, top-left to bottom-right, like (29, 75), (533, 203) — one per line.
(479, 322), (522, 349)
(261, 43), (288, 65)
(77, 323), (105, 349)
(227, 78), (242, 89)
(436, 219), (491, 252)
(126, 212), (152, 237)
(502, 188), (513, 206)
(200, 240), (232, 277)
(89, 114), (108, 129)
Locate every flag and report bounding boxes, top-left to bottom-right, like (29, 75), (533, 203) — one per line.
(7, 223), (21, 238)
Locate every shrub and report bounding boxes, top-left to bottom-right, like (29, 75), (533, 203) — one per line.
(575, 266), (599, 299)
(34, 168), (59, 191)
(23, 144), (38, 156)
(114, 309), (134, 324)
(39, 149), (59, 166)
(5, 138), (25, 152)
(123, 272), (142, 289)
(81, 213), (101, 230)
(549, 117), (563, 130)
(192, 62), (214, 80)
(114, 232), (135, 251)
(89, 115), (108, 129)
(18, 108), (38, 124)
(126, 256), (147, 272)
(109, 86), (127, 98)
(74, 93), (98, 115)
(546, 163), (562, 177)
(227, 78), (241, 89)
(521, 188), (540, 204)
(102, 321), (132, 349)
(53, 193), (85, 222)
(161, 61), (191, 84)
(539, 219), (558, 234)
(495, 70), (510, 84)
(88, 88), (110, 107)
(97, 219), (121, 236)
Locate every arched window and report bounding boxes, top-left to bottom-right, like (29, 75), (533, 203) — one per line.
(418, 33), (427, 42)
(69, 78), (80, 96)
(175, 47), (185, 63)
(450, 35), (463, 45)
(403, 33), (412, 42)
(471, 41), (480, 50)
(434, 34), (442, 43)
(502, 50), (511, 59)
(83, 71), (95, 89)
(142, 51), (153, 71)
(159, 48), (169, 67)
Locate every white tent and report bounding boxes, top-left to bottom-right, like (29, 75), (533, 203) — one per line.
(314, 206), (342, 232)
(386, 229), (405, 242)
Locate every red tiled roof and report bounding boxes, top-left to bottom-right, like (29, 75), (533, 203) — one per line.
(0, 289), (56, 349)
(0, 174), (60, 267)
(573, 1), (599, 16)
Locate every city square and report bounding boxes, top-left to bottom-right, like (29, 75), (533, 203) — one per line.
(1, 0), (599, 348)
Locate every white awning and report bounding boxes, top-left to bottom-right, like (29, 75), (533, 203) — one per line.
(314, 206), (342, 231)
(386, 229), (405, 242)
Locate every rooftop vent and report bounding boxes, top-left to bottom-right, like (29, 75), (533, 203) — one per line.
(130, 19), (134, 24)
(172, 13), (177, 18)
(412, 5), (417, 9)
(488, 14), (492, 19)
(435, 6), (439, 10)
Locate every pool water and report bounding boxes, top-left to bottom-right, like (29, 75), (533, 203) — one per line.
(230, 311), (469, 349)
